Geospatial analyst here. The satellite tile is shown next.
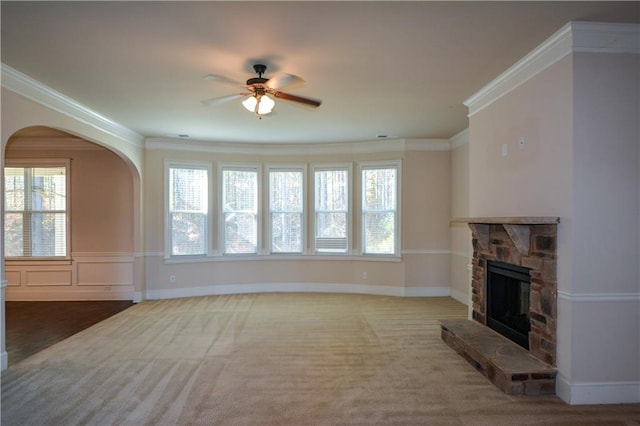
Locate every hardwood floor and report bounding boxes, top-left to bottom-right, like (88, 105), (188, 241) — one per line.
(5, 300), (133, 365)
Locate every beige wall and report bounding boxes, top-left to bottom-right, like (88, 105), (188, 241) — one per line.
(468, 47), (639, 403)
(402, 150), (451, 251)
(4, 137), (136, 300)
(449, 134), (471, 306)
(144, 144), (452, 297)
(572, 52), (640, 295)
(468, 56), (574, 219)
(566, 51), (639, 390)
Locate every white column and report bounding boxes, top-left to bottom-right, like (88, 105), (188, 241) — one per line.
(0, 279), (7, 370)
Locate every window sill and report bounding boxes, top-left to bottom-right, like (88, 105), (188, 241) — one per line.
(164, 254), (402, 264)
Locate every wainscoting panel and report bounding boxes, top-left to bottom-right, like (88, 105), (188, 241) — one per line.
(75, 255), (134, 287)
(25, 270), (72, 287)
(5, 270), (21, 287)
(5, 253), (134, 301)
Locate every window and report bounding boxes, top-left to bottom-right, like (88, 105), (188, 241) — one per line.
(163, 159), (402, 261)
(268, 167), (304, 254)
(168, 164), (209, 256)
(222, 166), (259, 255)
(361, 163), (399, 255)
(4, 161), (69, 258)
(313, 166), (350, 254)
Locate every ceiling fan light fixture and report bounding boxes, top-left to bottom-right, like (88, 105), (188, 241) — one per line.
(257, 95), (275, 115)
(242, 95), (258, 112)
(242, 94), (274, 116)
(205, 63), (320, 116)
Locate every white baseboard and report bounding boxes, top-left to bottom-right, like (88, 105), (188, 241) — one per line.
(145, 283), (451, 300)
(6, 288), (134, 301)
(557, 374), (640, 405)
(1, 351), (7, 371)
(449, 288), (469, 306)
(404, 286), (450, 297)
(133, 291), (143, 303)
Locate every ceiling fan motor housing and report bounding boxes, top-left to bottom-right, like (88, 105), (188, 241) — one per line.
(246, 77), (269, 86)
(247, 64), (269, 86)
(203, 62), (320, 110)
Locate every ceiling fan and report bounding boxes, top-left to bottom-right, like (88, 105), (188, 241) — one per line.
(202, 64), (321, 117)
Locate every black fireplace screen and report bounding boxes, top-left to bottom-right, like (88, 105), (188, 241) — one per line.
(486, 261), (531, 349)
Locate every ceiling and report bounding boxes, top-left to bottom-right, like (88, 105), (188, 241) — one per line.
(2, 1), (639, 144)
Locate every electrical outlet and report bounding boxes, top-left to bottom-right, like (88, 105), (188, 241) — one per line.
(501, 143), (508, 157)
(169, 275), (176, 283)
(361, 272), (368, 280)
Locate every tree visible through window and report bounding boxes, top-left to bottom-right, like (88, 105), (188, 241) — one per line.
(314, 168), (349, 253)
(362, 166), (397, 255)
(4, 165), (68, 257)
(223, 167), (258, 254)
(269, 169), (303, 253)
(169, 165), (208, 256)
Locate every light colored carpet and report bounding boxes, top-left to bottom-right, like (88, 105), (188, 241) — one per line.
(1, 293), (638, 425)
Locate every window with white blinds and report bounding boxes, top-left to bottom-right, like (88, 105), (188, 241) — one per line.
(269, 168), (304, 254)
(4, 162), (69, 258)
(168, 165), (208, 256)
(163, 160), (401, 260)
(361, 164), (398, 255)
(222, 167), (259, 255)
(314, 167), (350, 253)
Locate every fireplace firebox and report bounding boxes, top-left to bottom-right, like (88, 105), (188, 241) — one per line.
(487, 261), (531, 349)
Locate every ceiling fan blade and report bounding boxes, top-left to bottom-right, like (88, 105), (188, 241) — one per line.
(201, 93), (246, 106)
(274, 91), (322, 107)
(266, 73), (305, 90)
(203, 74), (244, 87)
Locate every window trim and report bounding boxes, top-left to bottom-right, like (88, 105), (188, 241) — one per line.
(164, 160), (212, 259)
(358, 160), (402, 257)
(311, 162), (353, 255)
(161, 159), (404, 264)
(4, 158), (72, 260)
(218, 163), (262, 256)
(266, 164), (307, 255)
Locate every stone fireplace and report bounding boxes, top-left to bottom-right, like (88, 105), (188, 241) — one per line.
(441, 217), (559, 396)
(468, 217), (558, 366)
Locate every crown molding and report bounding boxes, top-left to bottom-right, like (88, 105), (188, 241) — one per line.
(404, 138), (451, 151)
(464, 22), (640, 117)
(1, 63), (144, 148)
(145, 137), (451, 155)
(450, 128), (469, 149)
(571, 22), (640, 54)
(6, 137), (106, 151)
(464, 23), (573, 116)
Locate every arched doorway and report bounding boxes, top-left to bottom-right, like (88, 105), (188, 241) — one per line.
(2, 126), (141, 365)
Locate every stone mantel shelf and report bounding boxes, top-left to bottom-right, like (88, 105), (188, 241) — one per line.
(451, 217), (560, 225)
(452, 217), (559, 256)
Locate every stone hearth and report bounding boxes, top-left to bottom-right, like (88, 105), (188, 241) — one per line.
(441, 319), (556, 395)
(444, 217), (559, 395)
